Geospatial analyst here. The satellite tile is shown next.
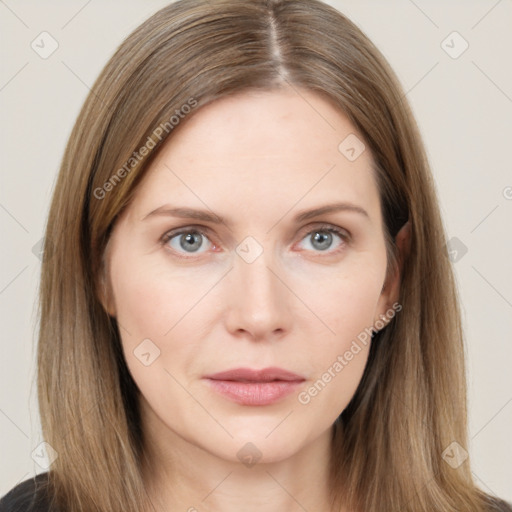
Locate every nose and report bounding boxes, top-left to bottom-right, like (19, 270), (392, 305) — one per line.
(223, 247), (292, 341)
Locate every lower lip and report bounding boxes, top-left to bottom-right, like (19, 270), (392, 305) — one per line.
(205, 379), (304, 406)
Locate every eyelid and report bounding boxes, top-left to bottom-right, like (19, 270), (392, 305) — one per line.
(160, 225), (218, 259)
(160, 224), (214, 242)
(297, 222), (351, 241)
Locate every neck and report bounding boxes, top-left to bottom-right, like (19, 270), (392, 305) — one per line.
(141, 408), (337, 512)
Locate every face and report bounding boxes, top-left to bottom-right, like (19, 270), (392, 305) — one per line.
(103, 87), (399, 467)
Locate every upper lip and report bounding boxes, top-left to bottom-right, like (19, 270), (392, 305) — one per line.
(204, 367), (305, 382)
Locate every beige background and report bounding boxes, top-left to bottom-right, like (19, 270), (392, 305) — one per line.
(1, 0), (511, 500)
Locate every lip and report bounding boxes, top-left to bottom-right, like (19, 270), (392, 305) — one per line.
(203, 367), (305, 406)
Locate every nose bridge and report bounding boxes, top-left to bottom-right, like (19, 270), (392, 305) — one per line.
(225, 237), (290, 338)
(238, 251), (276, 299)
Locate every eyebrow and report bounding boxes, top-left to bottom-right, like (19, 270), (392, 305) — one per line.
(142, 201), (369, 226)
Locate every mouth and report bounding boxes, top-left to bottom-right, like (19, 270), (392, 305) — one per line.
(203, 367), (305, 406)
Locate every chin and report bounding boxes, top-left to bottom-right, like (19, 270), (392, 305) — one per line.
(223, 424), (315, 464)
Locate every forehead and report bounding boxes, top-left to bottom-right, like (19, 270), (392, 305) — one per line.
(125, 87), (381, 226)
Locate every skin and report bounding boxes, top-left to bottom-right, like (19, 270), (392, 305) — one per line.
(102, 86), (407, 512)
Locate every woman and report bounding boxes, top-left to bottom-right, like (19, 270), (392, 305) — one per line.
(1, 0), (510, 511)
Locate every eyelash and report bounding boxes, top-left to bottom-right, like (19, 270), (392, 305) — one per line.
(160, 223), (351, 260)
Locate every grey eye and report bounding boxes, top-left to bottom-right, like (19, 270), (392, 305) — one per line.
(297, 229), (345, 252)
(309, 231), (333, 251)
(167, 231), (212, 254)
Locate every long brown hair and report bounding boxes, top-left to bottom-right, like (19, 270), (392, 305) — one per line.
(37, 0), (501, 510)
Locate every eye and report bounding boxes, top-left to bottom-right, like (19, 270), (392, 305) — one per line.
(161, 228), (214, 256)
(160, 223), (349, 259)
(296, 224), (349, 253)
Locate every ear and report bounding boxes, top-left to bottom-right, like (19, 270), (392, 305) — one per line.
(97, 239), (117, 318)
(98, 271), (116, 318)
(375, 220), (411, 324)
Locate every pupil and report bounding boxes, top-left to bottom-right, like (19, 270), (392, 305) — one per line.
(312, 231), (332, 250)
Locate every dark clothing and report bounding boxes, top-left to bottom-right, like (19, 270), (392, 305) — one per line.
(1, 472), (511, 511)
(0, 474), (53, 512)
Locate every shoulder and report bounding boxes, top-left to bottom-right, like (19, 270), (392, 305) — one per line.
(486, 496), (512, 512)
(0, 473), (53, 512)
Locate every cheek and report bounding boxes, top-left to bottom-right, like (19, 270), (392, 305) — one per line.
(299, 254), (386, 343)
(108, 252), (225, 390)
(293, 258), (385, 411)
(109, 250), (222, 340)
(108, 256), (205, 414)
